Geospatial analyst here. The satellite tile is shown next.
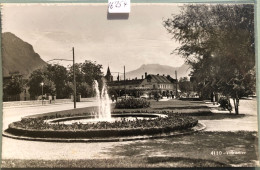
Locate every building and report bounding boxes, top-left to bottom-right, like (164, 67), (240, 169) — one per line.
(105, 66), (113, 82)
(105, 67), (178, 97)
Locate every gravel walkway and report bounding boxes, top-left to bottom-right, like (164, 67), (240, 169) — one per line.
(201, 99), (258, 132)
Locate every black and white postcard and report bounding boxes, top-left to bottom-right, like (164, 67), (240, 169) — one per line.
(1, 2), (258, 168)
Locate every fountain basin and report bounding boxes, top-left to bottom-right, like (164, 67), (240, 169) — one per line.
(4, 113), (200, 141)
(46, 113), (168, 125)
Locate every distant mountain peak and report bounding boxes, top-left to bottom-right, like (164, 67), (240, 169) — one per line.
(122, 63), (191, 80)
(2, 32), (46, 78)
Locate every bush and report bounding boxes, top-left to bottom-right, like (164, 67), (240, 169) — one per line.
(219, 97), (232, 111)
(115, 97), (150, 109)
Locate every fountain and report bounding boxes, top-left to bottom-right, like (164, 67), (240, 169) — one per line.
(93, 80), (111, 120)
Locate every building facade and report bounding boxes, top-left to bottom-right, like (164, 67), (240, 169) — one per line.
(105, 67), (178, 97)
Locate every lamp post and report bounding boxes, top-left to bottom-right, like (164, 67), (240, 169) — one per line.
(46, 47), (76, 108)
(40, 82), (44, 105)
(175, 70), (178, 98)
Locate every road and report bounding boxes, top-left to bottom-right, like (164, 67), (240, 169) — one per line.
(2, 101), (99, 131)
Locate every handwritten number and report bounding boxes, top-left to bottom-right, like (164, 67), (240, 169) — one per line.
(109, 2), (114, 9)
(115, 1), (121, 8)
(109, 0), (128, 10)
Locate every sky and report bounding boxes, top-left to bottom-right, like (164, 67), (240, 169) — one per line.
(2, 3), (185, 74)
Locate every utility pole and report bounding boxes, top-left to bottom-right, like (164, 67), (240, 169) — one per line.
(73, 47), (76, 109)
(175, 70), (178, 98)
(124, 66), (126, 98)
(41, 82), (44, 105)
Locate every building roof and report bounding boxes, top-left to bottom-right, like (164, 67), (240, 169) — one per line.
(106, 66), (112, 76)
(107, 74), (175, 87)
(147, 74), (172, 83)
(107, 79), (143, 86)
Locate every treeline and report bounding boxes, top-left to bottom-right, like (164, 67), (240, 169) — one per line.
(3, 60), (104, 100)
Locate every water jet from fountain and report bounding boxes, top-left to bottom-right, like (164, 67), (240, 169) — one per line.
(93, 80), (111, 121)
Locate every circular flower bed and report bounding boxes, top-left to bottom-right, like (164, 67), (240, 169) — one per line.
(5, 113), (198, 139)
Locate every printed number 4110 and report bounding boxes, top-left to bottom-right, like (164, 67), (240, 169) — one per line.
(211, 151), (223, 156)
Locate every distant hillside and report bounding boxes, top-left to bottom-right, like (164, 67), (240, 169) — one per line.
(2, 32), (46, 78)
(124, 63), (191, 80)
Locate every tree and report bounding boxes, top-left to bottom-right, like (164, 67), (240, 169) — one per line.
(4, 76), (23, 96)
(28, 64), (69, 99)
(179, 77), (193, 96)
(45, 64), (69, 98)
(68, 60), (104, 97)
(28, 68), (56, 98)
(164, 4), (255, 114)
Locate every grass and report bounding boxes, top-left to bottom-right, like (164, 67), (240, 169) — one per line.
(1, 157), (227, 168)
(1, 131), (258, 168)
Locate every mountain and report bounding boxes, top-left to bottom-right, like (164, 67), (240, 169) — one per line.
(123, 63), (191, 80)
(2, 32), (46, 78)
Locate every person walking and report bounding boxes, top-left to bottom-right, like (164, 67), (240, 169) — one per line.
(215, 92), (219, 105)
(111, 95), (115, 102)
(212, 92), (216, 105)
(48, 94), (52, 104)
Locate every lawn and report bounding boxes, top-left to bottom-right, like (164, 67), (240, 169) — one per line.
(1, 131), (258, 168)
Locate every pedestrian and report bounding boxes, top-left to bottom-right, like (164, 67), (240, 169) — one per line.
(48, 95), (52, 104)
(212, 92), (216, 105)
(211, 92), (214, 102)
(215, 92), (219, 105)
(111, 95), (115, 102)
(115, 94), (118, 102)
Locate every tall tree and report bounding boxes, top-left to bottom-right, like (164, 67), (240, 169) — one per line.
(4, 76), (24, 96)
(27, 68), (56, 98)
(45, 64), (69, 98)
(164, 4), (255, 114)
(68, 60), (103, 97)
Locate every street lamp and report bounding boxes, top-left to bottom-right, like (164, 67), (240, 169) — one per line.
(46, 47), (76, 109)
(40, 82), (44, 105)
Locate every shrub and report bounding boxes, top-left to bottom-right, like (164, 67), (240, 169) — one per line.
(219, 97), (232, 111)
(115, 97), (150, 109)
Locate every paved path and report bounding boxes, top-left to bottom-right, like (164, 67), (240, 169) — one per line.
(201, 99), (258, 132)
